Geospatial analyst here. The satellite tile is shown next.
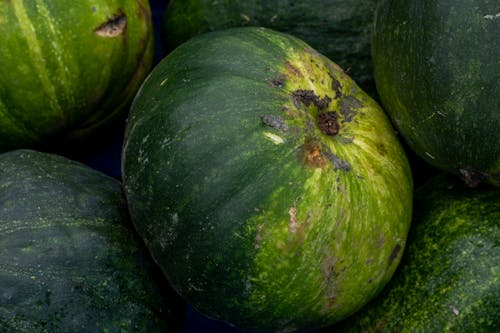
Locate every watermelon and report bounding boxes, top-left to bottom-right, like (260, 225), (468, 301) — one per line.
(0, 149), (183, 332)
(161, 0), (378, 96)
(0, 0), (153, 151)
(328, 174), (500, 332)
(122, 27), (413, 332)
(372, 0), (500, 187)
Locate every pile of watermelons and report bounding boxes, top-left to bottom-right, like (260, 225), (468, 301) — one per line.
(1, 1), (498, 332)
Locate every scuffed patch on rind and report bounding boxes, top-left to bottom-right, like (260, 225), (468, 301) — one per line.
(292, 89), (331, 110)
(95, 13), (127, 37)
(288, 207), (300, 234)
(339, 95), (362, 122)
(323, 150), (351, 171)
(299, 138), (328, 169)
(261, 114), (289, 131)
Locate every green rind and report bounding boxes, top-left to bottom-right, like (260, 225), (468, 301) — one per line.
(123, 27), (412, 332)
(0, 150), (183, 333)
(161, 0), (378, 96)
(372, 0), (500, 186)
(0, 0), (154, 151)
(328, 174), (500, 332)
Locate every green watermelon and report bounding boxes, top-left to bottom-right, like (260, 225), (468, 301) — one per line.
(328, 174), (500, 332)
(122, 27), (413, 332)
(161, 0), (378, 96)
(0, 0), (153, 152)
(0, 149), (183, 333)
(372, 0), (500, 187)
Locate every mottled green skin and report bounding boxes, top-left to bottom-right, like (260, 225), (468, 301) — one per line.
(161, 0), (378, 96)
(122, 27), (413, 332)
(328, 174), (500, 332)
(0, 150), (183, 333)
(0, 0), (153, 151)
(372, 0), (500, 186)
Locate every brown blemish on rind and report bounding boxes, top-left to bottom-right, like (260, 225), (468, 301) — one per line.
(261, 115), (289, 131)
(288, 207), (299, 233)
(286, 207), (311, 249)
(299, 139), (328, 168)
(299, 138), (351, 171)
(320, 253), (340, 313)
(292, 89), (331, 110)
(388, 244), (402, 266)
(317, 111), (339, 136)
(270, 76), (285, 88)
(285, 62), (303, 77)
(94, 13), (127, 37)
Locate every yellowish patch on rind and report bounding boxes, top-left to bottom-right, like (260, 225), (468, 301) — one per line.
(263, 131), (285, 145)
(244, 37), (412, 327)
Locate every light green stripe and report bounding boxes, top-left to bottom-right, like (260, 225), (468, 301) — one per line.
(35, 0), (75, 108)
(12, 0), (62, 114)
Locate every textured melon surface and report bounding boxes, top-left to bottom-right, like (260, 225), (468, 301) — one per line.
(0, 149), (183, 333)
(328, 174), (500, 332)
(161, 0), (378, 96)
(0, 0), (153, 151)
(123, 27), (413, 332)
(372, 0), (500, 186)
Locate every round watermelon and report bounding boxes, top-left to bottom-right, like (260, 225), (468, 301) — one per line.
(161, 0), (378, 96)
(329, 174), (500, 332)
(122, 27), (413, 332)
(0, 149), (183, 332)
(372, 0), (500, 187)
(0, 0), (153, 151)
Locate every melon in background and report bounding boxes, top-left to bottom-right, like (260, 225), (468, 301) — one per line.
(0, 149), (184, 333)
(0, 0), (154, 152)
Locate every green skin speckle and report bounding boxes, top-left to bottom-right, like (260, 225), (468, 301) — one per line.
(0, 0), (153, 151)
(328, 174), (500, 332)
(161, 0), (378, 96)
(122, 27), (413, 332)
(372, 0), (500, 186)
(0, 150), (183, 333)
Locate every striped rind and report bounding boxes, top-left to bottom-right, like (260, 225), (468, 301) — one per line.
(332, 174), (500, 332)
(123, 27), (412, 332)
(162, 0), (378, 95)
(0, 150), (181, 333)
(372, 0), (500, 186)
(0, 0), (153, 151)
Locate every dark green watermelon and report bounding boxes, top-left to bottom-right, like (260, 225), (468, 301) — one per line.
(122, 27), (413, 332)
(161, 0), (378, 96)
(0, 149), (183, 333)
(372, 0), (500, 187)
